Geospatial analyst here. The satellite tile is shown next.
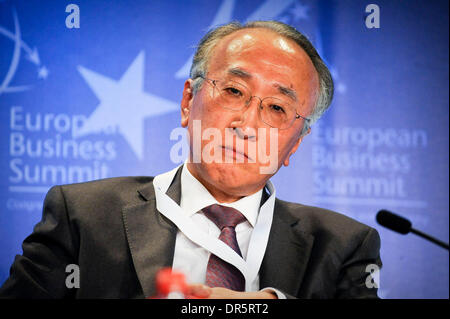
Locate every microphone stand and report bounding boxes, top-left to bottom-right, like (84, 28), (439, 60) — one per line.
(410, 228), (449, 250)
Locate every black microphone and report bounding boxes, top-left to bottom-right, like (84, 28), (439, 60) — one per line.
(376, 209), (449, 250)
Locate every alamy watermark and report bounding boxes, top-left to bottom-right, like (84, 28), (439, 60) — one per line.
(365, 264), (380, 289)
(65, 264), (80, 289)
(65, 4), (80, 29)
(170, 120), (279, 174)
(365, 4), (380, 29)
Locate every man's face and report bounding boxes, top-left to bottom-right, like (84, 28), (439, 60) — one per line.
(181, 28), (319, 201)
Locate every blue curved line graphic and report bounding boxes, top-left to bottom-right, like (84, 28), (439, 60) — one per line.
(2, 85), (32, 93)
(0, 9), (22, 96)
(0, 25), (34, 58)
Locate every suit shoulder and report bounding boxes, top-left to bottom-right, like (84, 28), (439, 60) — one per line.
(274, 198), (375, 237)
(58, 176), (154, 192)
(275, 198), (380, 259)
(49, 176), (154, 206)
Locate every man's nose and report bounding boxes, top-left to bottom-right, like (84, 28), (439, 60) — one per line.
(231, 96), (261, 139)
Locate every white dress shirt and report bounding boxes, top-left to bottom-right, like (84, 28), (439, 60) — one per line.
(172, 163), (262, 284)
(163, 163), (285, 298)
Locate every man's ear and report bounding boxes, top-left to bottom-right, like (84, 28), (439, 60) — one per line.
(181, 79), (194, 127)
(283, 127), (311, 167)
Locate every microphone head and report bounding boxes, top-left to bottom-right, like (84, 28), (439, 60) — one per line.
(376, 210), (412, 234)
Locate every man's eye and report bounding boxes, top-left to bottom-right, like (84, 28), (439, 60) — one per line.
(269, 104), (286, 113)
(224, 87), (243, 97)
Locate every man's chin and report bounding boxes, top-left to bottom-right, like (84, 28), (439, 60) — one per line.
(208, 162), (269, 186)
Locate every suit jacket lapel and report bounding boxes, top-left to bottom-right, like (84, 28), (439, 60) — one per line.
(259, 199), (315, 297)
(122, 167), (183, 298)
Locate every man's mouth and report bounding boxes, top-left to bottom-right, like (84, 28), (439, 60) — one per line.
(221, 145), (251, 162)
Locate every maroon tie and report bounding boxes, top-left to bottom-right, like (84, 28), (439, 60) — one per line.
(202, 204), (246, 291)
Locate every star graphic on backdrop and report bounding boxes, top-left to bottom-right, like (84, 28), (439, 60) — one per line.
(38, 66), (49, 79)
(76, 51), (179, 160)
(290, 2), (309, 21)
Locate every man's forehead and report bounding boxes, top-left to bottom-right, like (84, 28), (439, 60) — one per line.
(219, 28), (300, 56)
(208, 28), (310, 76)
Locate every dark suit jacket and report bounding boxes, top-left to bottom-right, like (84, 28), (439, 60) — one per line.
(0, 167), (382, 299)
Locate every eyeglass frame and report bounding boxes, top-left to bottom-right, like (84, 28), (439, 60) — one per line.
(196, 75), (311, 130)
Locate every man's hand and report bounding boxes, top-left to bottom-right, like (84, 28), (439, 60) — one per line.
(186, 284), (278, 299)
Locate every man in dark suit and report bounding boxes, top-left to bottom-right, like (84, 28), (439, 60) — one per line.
(0, 20), (382, 299)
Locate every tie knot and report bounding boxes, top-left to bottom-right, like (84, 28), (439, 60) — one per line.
(203, 204), (246, 230)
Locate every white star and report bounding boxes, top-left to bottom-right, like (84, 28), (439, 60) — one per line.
(38, 66), (49, 79)
(290, 2), (309, 21)
(76, 51), (179, 160)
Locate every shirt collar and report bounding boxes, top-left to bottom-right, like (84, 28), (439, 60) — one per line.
(180, 162), (263, 228)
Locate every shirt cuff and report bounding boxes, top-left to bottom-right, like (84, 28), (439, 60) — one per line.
(260, 287), (287, 299)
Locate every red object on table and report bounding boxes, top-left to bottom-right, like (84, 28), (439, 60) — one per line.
(148, 267), (205, 299)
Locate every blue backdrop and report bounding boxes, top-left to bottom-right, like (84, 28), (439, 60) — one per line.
(0, 0), (448, 298)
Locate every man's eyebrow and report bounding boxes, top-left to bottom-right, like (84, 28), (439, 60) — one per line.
(227, 67), (298, 101)
(275, 84), (298, 102)
(227, 67), (252, 78)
